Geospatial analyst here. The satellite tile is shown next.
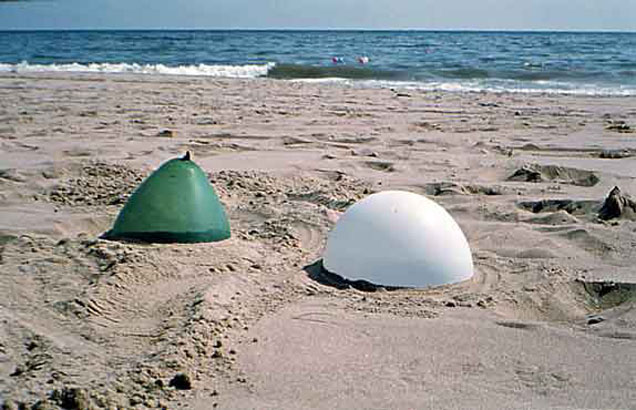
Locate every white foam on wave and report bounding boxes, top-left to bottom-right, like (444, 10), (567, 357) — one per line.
(355, 79), (636, 97)
(290, 77), (350, 84)
(266, 76), (635, 96)
(0, 61), (276, 79)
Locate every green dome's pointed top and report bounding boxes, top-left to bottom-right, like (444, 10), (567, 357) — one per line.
(104, 152), (230, 243)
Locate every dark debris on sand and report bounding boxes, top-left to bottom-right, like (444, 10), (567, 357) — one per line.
(598, 186), (636, 221)
(168, 373), (192, 390)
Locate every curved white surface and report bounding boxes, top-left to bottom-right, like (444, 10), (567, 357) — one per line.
(323, 191), (474, 288)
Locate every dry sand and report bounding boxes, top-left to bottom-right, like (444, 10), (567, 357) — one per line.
(1, 72), (635, 409)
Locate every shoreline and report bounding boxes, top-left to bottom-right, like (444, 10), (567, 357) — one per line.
(2, 71), (636, 98)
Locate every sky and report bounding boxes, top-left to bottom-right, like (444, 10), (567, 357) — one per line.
(0, 0), (635, 31)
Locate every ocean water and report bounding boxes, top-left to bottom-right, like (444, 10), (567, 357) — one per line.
(0, 30), (635, 95)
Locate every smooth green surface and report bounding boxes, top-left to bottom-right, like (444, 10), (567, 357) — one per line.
(105, 156), (230, 243)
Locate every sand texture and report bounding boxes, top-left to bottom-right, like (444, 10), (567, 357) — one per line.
(1, 73), (636, 409)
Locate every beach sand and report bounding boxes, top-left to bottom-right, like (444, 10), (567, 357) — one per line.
(1, 72), (635, 409)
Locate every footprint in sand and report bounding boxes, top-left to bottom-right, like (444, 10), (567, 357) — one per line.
(517, 199), (599, 216)
(508, 164), (599, 187)
(364, 161), (396, 172)
(514, 365), (572, 393)
(495, 320), (541, 330)
(424, 182), (505, 196)
(558, 228), (613, 254)
(523, 210), (580, 225)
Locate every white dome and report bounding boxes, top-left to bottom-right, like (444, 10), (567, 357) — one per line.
(323, 191), (474, 288)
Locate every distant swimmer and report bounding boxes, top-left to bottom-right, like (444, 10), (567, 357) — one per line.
(332, 56), (344, 64)
(357, 56), (370, 65)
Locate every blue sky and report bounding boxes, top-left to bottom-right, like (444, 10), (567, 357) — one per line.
(0, 0), (634, 31)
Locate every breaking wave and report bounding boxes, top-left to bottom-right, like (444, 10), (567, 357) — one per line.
(1, 60), (635, 96)
(0, 61), (276, 78)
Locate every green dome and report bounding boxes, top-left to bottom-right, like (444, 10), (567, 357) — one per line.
(104, 153), (230, 243)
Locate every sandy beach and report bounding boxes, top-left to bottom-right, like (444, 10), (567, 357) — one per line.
(1, 72), (635, 409)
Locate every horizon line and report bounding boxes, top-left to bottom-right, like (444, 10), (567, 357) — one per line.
(1, 27), (635, 34)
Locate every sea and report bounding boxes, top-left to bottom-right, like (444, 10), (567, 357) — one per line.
(0, 30), (635, 96)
